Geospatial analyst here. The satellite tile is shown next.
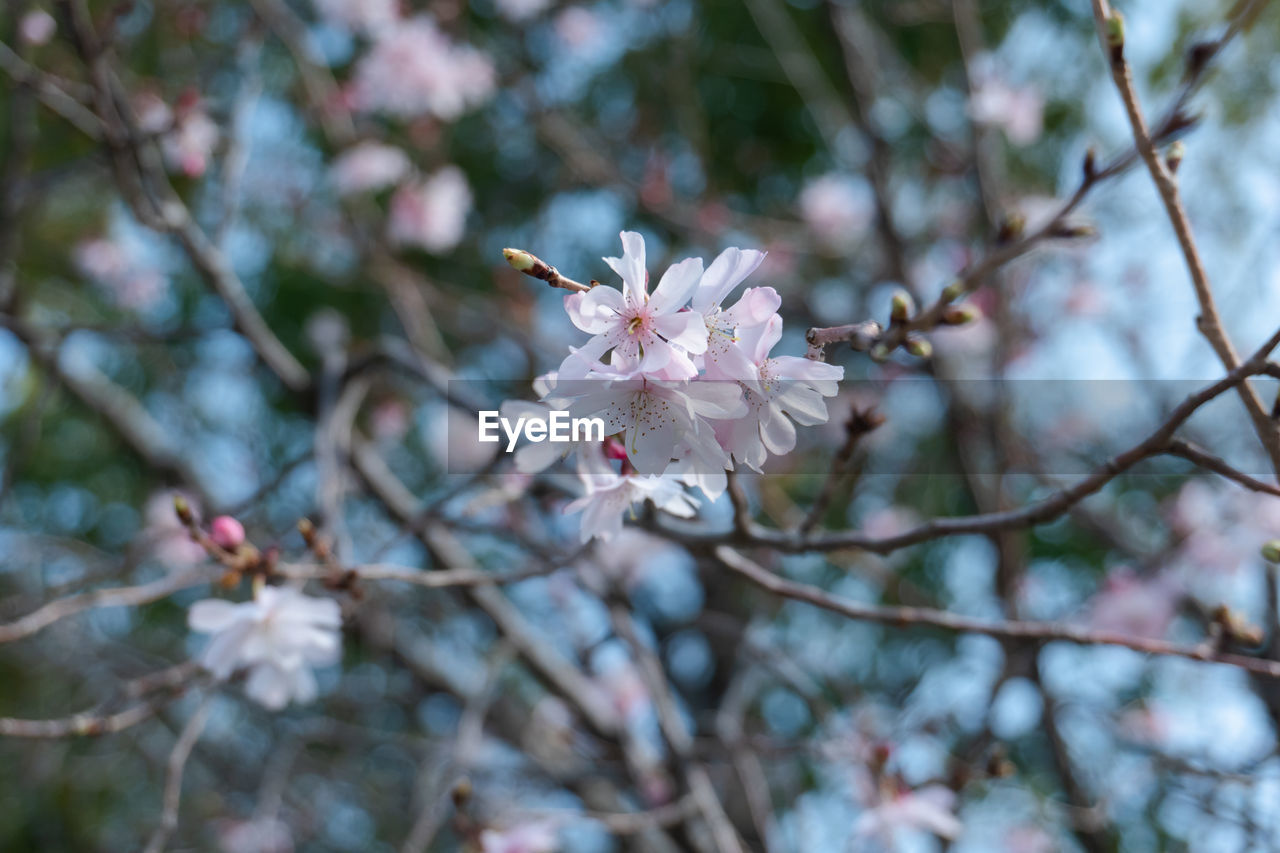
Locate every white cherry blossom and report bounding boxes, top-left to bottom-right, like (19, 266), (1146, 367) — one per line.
(564, 376), (743, 475)
(188, 586), (342, 710)
(689, 246), (780, 380)
(565, 450), (698, 542)
(559, 231), (708, 380)
(718, 314), (843, 471)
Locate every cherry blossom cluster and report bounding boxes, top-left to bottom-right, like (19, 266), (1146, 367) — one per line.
(503, 232), (844, 541)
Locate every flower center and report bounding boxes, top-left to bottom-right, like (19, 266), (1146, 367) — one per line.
(626, 315), (646, 336)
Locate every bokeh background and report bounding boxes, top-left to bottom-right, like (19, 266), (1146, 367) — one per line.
(3, 0), (1280, 850)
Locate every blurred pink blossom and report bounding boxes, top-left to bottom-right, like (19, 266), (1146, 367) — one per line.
(479, 820), (559, 853)
(218, 818), (293, 853)
(798, 173), (874, 251)
(860, 505), (921, 540)
(1086, 567), (1180, 639)
(369, 398), (411, 443)
(351, 16), (495, 120)
(388, 166), (472, 253)
(1117, 703), (1172, 747)
(598, 659), (652, 724)
(75, 237), (167, 311)
(132, 91), (173, 134)
(854, 784), (964, 844)
(19, 10), (56, 46)
(969, 61), (1044, 146)
(330, 142), (411, 196)
(1003, 825), (1057, 853)
(1170, 480), (1280, 575)
(555, 6), (602, 50)
(161, 102), (219, 177)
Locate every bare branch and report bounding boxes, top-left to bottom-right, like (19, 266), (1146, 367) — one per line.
(714, 547), (1280, 679)
(0, 662), (200, 737)
(1089, 0), (1280, 477)
(142, 696), (212, 853)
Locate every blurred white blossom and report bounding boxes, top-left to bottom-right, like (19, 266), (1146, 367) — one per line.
(19, 10), (56, 46)
(330, 142), (411, 195)
(479, 820), (559, 853)
(188, 586), (342, 710)
(798, 173), (874, 251)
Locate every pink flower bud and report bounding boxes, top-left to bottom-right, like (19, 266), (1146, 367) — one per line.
(603, 437), (628, 461)
(210, 516), (246, 550)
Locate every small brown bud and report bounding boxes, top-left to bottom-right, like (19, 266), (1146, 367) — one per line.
(1185, 40), (1215, 82)
(996, 212), (1025, 244)
(298, 518), (317, 547)
(173, 495), (193, 525)
(1082, 146), (1097, 181)
(1165, 141), (1185, 174)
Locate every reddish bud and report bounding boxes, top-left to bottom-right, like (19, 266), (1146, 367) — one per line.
(603, 437), (628, 461)
(210, 516), (246, 551)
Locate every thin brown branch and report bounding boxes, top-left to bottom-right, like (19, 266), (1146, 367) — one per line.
(663, 337), (1280, 553)
(713, 546), (1280, 679)
(0, 567), (215, 645)
(1164, 439), (1280, 498)
(0, 662), (200, 737)
(142, 696), (212, 853)
(609, 603), (744, 853)
(348, 437), (621, 737)
(1089, 0), (1280, 477)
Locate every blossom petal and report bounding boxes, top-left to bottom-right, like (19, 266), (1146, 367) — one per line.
(245, 663), (293, 710)
(566, 287), (622, 334)
(649, 257), (703, 313)
(760, 406), (797, 455)
(188, 599), (245, 634)
(721, 286), (781, 328)
(691, 247), (766, 312)
(626, 403), (680, 475)
(603, 231), (647, 304)
(652, 311), (708, 354)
